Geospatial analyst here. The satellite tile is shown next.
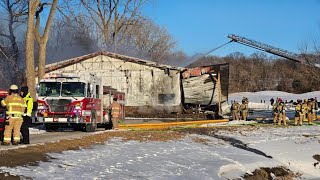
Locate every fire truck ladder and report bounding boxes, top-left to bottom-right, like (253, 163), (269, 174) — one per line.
(227, 34), (320, 68)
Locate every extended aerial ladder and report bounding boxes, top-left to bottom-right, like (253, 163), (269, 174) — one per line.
(227, 34), (320, 68)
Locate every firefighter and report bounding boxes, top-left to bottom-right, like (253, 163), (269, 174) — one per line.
(294, 99), (303, 126)
(307, 99), (314, 125)
(231, 101), (240, 120)
(110, 97), (121, 130)
(312, 98), (318, 122)
(277, 102), (287, 125)
(273, 98), (280, 124)
(240, 100), (248, 121)
(1, 85), (25, 145)
(242, 97), (249, 104)
(301, 99), (309, 123)
(20, 86), (33, 144)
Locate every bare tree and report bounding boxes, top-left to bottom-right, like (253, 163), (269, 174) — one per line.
(57, 1), (176, 63)
(25, 0), (41, 98)
(34, 0), (59, 82)
(298, 43), (320, 81)
(0, 0), (28, 87)
(25, 0), (59, 98)
(78, 0), (146, 52)
(130, 19), (175, 62)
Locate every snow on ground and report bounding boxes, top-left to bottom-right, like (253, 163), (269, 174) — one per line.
(29, 127), (46, 135)
(200, 120), (257, 127)
(229, 91), (320, 104)
(1, 126), (319, 179)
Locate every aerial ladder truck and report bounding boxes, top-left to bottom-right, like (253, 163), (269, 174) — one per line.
(227, 34), (320, 68)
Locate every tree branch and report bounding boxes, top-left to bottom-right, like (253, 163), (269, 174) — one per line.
(42, 0), (59, 41)
(0, 32), (11, 39)
(34, 16), (41, 43)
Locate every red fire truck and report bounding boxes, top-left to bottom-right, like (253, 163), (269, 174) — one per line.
(35, 74), (110, 132)
(0, 89), (8, 141)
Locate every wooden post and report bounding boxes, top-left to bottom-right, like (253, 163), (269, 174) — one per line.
(217, 71), (221, 115)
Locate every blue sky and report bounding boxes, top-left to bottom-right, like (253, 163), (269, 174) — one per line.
(143, 0), (320, 57)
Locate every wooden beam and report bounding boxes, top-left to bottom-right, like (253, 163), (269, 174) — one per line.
(217, 71), (221, 115)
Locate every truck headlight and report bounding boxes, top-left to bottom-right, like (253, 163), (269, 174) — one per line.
(75, 102), (82, 110)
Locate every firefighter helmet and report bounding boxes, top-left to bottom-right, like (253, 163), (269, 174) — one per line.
(10, 84), (18, 90)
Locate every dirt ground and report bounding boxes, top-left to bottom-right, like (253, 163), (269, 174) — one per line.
(243, 166), (301, 180)
(125, 106), (208, 119)
(0, 126), (304, 180)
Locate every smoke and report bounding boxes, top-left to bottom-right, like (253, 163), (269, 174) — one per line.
(163, 52), (225, 68)
(45, 22), (100, 64)
(181, 53), (206, 67)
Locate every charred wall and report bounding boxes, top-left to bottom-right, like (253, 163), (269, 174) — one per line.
(49, 55), (182, 113)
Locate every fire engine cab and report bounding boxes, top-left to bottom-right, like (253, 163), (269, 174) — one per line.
(35, 73), (109, 132)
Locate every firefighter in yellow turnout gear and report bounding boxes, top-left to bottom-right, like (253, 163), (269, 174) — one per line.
(307, 99), (314, 125)
(110, 97), (121, 130)
(1, 85), (26, 145)
(294, 99), (303, 126)
(301, 99), (309, 123)
(313, 98), (318, 121)
(277, 102), (287, 125)
(231, 101), (240, 120)
(272, 99), (280, 124)
(308, 98), (318, 124)
(240, 100), (249, 121)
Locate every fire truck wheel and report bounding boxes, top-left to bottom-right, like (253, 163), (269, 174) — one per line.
(85, 110), (97, 132)
(85, 124), (95, 132)
(45, 124), (59, 132)
(105, 122), (112, 130)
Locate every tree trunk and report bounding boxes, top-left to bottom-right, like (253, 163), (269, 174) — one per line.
(38, 43), (46, 83)
(25, 21), (36, 98)
(25, 0), (40, 99)
(25, 27), (36, 98)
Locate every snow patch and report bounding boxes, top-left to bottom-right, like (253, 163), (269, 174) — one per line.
(201, 120), (257, 127)
(29, 127), (46, 135)
(229, 91), (320, 103)
(2, 126), (319, 179)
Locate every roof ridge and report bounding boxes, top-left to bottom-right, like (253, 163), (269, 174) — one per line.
(42, 51), (184, 74)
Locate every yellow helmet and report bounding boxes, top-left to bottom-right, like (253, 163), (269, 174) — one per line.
(304, 98), (308, 102)
(10, 84), (18, 90)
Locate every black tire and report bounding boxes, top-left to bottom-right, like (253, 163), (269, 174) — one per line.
(105, 122), (113, 130)
(85, 124), (95, 132)
(45, 124), (59, 132)
(85, 110), (97, 132)
(73, 125), (84, 131)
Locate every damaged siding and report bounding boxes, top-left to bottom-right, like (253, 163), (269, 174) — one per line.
(183, 74), (216, 104)
(49, 55), (181, 108)
(182, 65), (229, 106)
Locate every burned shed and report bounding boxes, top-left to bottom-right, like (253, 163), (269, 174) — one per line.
(40, 52), (229, 117)
(41, 52), (184, 115)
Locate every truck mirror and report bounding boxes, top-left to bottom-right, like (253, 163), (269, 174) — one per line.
(89, 84), (93, 93)
(36, 84), (40, 93)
